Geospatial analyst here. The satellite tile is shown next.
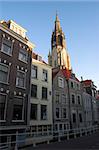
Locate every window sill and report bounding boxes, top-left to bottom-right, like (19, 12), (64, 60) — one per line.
(0, 120), (6, 122)
(30, 119), (37, 121)
(18, 58), (28, 64)
(42, 80), (48, 83)
(0, 81), (9, 85)
(16, 86), (26, 90)
(31, 97), (38, 99)
(12, 120), (24, 122)
(31, 77), (38, 80)
(42, 98), (48, 101)
(1, 50), (12, 57)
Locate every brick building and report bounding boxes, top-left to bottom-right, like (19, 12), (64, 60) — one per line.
(0, 20), (35, 144)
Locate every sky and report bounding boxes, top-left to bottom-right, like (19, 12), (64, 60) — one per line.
(0, 1), (99, 89)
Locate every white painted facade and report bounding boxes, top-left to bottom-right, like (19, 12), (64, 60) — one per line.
(30, 57), (52, 131)
(82, 92), (93, 127)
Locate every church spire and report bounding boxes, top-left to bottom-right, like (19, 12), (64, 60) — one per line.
(49, 14), (71, 70)
(55, 12), (61, 31)
(55, 11), (59, 22)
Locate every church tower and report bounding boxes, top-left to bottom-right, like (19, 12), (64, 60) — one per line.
(48, 14), (71, 70)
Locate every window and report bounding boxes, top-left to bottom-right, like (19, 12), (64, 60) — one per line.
(1, 38), (12, 55)
(54, 124), (58, 131)
(30, 104), (37, 120)
(58, 77), (64, 88)
(78, 95), (81, 105)
(63, 108), (66, 118)
(0, 63), (9, 83)
(56, 108), (59, 118)
(41, 105), (47, 120)
(72, 113), (76, 123)
(19, 49), (28, 62)
(59, 124), (62, 130)
(13, 97), (24, 120)
(31, 65), (37, 78)
(72, 94), (75, 104)
(71, 81), (74, 88)
(77, 84), (79, 90)
(56, 94), (60, 104)
(42, 87), (47, 99)
(42, 69), (48, 82)
(62, 94), (66, 104)
(16, 71), (25, 88)
(0, 94), (6, 120)
(31, 84), (37, 98)
(64, 124), (66, 130)
(79, 113), (82, 122)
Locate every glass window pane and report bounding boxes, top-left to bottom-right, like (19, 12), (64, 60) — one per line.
(31, 65), (37, 78)
(0, 95), (6, 120)
(16, 71), (25, 87)
(13, 97), (23, 120)
(0, 64), (8, 83)
(41, 105), (47, 120)
(30, 104), (37, 120)
(19, 49), (27, 62)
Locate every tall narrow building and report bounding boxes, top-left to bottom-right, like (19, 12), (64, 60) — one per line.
(48, 14), (71, 70)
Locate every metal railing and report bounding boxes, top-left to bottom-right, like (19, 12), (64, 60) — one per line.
(0, 125), (99, 150)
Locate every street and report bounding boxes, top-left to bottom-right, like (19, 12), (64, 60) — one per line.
(21, 132), (99, 150)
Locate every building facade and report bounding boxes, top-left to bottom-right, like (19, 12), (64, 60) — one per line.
(30, 52), (52, 136)
(49, 15), (85, 130)
(52, 67), (70, 131)
(0, 20), (34, 143)
(81, 80), (98, 125)
(68, 73), (84, 129)
(82, 92), (93, 127)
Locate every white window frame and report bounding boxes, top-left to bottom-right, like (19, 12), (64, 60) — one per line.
(0, 63), (10, 84)
(41, 105), (47, 120)
(58, 77), (64, 88)
(55, 91), (60, 104)
(16, 69), (26, 89)
(62, 108), (67, 119)
(42, 69), (48, 82)
(12, 96), (24, 122)
(1, 37), (13, 56)
(18, 48), (28, 63)
(77, 95), (81, 105)
(62, 93), (67, 104)
(31, 65), (38, 79)
(71, 93), (76, 104)
(0, 93), (7, 122)
(42, 86), (48, 100)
